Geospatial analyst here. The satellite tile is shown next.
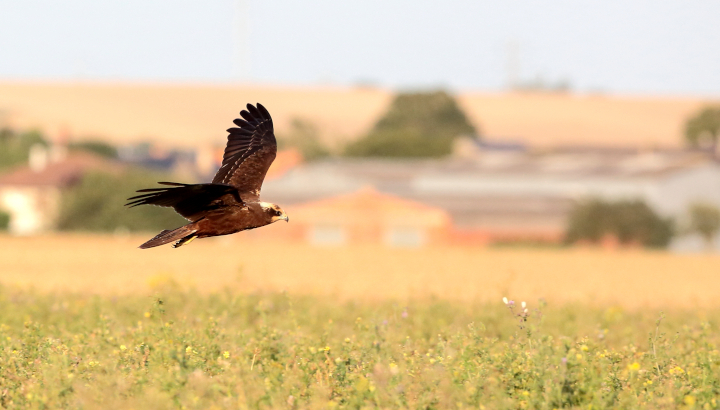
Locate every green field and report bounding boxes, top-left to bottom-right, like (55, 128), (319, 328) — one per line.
(0, 287), (718, 409)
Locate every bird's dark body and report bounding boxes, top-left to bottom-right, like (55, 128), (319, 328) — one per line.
(194, 200), (272, 238)
(126, 103), (288, 249)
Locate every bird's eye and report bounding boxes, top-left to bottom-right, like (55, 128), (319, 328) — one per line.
(273, 209), (281, 216)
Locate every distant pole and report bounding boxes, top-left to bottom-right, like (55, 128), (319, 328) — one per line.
(505, 40), (520, 91)
(233, 0), (250, 82)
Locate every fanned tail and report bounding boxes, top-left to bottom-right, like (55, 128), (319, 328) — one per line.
(139, 225), (198, 249)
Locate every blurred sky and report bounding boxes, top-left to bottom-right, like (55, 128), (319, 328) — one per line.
(1, 1), (719, 95)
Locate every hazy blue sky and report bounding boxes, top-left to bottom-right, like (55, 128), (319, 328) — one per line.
(2, 1), (719, 95)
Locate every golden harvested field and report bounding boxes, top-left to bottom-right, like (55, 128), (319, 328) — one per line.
(1, 81), (716, 149)
(1, 233), (719, 309)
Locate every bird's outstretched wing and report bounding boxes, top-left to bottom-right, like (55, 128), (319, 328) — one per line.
(125, 182), (241, 221)
(212, 103), (276, 202)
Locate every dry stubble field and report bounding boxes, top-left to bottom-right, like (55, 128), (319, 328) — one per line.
(1, 233), (719, 309)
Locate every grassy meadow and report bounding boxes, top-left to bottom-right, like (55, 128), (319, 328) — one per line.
(1, 234), (720, 408)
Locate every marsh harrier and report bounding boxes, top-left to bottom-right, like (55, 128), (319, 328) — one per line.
(126, 103), (287, 248)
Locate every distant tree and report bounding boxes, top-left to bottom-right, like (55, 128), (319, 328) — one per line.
(344, 90), (477, 157)
(565, 199), (674, 248)
(57, 170), (187, 232)
(69, 140), (119, 159)
(685, 106), (720, 151)
(0, 129), (48, 170)
(278, 118), (330, 161)
(688, 202), (720, 249)
(0, 210), (9, 231)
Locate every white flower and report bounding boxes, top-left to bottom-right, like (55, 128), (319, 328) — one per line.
(521, 301), (526, 309)
(502, 297), (508, 305)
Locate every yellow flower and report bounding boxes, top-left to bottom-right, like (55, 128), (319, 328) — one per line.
(120, 345), (127, 351)
(223, 351), (230, 359)
(355, 376), (369, 393)
(684, 395), (696, 406)
(627, 362), (640, 372)
(144, 312), (151, 318)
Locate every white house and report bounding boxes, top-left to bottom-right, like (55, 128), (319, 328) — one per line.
(0, 147), (115, 235)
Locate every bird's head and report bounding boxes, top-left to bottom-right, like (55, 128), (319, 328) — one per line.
(260, 202), (289, 224)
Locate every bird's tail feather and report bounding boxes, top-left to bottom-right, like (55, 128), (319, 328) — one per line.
(139, 225), (198, 249)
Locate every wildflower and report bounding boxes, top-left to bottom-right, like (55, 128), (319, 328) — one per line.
(521, 301), (526, 309)
(401, 308), (408, 319)
(684, 396), (696, 406)
(120, 345), (127, 351)
(144, 311), (151, 318)
(223, 351), (230, 359)
(561, 357), (567, 364)
(502, 297), (508, 305)
(389, 362), (399, 375)
(508, 300), (515, 306)
(627, 362), (640, 372)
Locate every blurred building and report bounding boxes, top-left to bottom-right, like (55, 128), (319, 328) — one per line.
(272, 187), (451, 247)
(0, 146), (117, 235)
(261, 147), (720, 245)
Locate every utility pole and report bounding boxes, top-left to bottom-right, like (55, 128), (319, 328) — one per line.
(233, 0), (250, 82)
(505, 40), (520, 91)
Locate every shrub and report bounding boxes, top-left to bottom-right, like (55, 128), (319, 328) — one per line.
(345, 90), (477, 157)
(684, 106), (720, 151)
(56, 169), (187, 232)
(0, 128), (48, 171)
(565, 199), (674, 248)
(278, 118), (330, 161)
(68, 140), (119, 159)
(688, 202), (720, 247)
(0, 210), (9, 231)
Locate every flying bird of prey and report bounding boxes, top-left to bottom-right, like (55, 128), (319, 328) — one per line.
(126, 103), (288, 249)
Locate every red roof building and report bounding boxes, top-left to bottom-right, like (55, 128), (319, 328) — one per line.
(0, 148), (118, 235)
(256, 186), (451, 247)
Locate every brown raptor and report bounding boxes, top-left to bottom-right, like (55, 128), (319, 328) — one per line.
(126, 103), (288, 249)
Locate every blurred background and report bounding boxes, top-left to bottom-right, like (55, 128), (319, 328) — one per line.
(1, 1), (720, 307)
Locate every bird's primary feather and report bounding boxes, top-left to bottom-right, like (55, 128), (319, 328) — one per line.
(212, 103), (276, 203)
